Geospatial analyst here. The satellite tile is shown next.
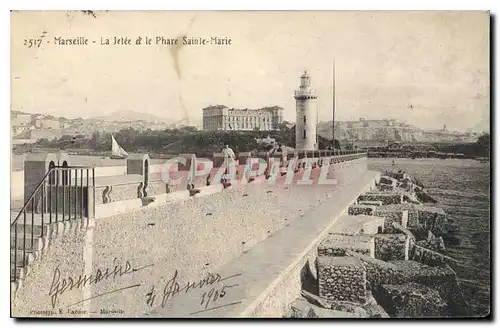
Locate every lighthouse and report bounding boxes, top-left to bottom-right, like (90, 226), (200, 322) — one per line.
(294, 71), (318, 150)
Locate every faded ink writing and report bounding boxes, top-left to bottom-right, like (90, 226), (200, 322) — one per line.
(48, 258), (153, 309)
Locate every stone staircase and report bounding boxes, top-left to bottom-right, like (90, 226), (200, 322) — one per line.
(10, 164), (95, 296)
(10, 211), (92, 295)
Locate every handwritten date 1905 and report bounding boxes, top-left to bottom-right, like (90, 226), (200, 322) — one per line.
(200, 284), (238, 310)
(145, 270), (240, 309)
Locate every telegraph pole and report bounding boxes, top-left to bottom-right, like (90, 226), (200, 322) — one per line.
(332, 59), (336, 150)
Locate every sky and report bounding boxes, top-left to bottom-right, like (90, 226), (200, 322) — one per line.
(11, 11), (490, 132)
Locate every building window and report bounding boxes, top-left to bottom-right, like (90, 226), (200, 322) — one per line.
(303, 129), (307, 139)
(303, 115), (306, 123)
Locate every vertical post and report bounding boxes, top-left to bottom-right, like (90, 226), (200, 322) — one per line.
(68, 170), (72, 220)
(74, 169), (78, 220)
(332, 58), (336, 150)
(92, 168), (95, 223)
(23, 210), (26, 268)
(41, 180), (45, 237)
(62, 168), (65, 221)
(86, 168), (89, 218)
(31, 199), (34, 251)
(55, 170), (59, 223)
(80, 169), (84, 218)
(49, 168), (52, 224)
(13, 223), (17, 281)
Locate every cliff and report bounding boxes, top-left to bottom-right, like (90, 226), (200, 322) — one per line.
(317, 120), (477, 144)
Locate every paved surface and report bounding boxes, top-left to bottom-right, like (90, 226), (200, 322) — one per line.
(144, 171), (378, 318)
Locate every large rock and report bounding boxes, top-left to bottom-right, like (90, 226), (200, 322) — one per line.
(390, 260), (466, 316)
(416, 232), (446, 252)
(374, 283), (448, 318)
(289, 298), (368, 318)
(364, 292), (391, 318)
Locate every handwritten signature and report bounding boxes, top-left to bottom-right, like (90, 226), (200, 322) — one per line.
(145, 270), (241, 314)
(48, 258), (153, 309)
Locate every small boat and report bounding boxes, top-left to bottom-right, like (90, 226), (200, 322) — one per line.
(110, 134), (129, 159)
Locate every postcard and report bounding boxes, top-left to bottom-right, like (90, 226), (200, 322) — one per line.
(10, 10), (490, 318)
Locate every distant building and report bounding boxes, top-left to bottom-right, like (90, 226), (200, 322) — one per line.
(13, 129), (63, 141)
(12, 114), (32, 127)
(202, 105), (283, 131)
(35, 118), (60, 130)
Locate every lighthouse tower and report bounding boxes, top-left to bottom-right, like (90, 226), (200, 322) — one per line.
(294, 71), (318, 150)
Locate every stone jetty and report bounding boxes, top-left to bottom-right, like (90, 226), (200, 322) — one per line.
(288, 170), (467, 318)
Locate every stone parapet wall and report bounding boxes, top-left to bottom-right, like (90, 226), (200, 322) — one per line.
(147, 180), (169, 195)
(94, 182), (142, 205)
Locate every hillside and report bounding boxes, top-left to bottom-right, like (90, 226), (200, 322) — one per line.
(317, 119), (477, 144)
(91, 110), (171, 123)
(29, 127), (338, 156)
(317, 120), (423, 142)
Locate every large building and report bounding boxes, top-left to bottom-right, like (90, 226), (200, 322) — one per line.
(202, 105), (284, 131)
(294, 71), (318, 150)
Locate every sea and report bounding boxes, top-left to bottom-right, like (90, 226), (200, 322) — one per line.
(368, 158), (491, 317)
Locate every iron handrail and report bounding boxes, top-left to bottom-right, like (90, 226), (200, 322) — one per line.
(11, 164), (95, 282)
(10, 165), (94, 227)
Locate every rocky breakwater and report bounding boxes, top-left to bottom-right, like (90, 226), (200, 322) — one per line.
(287, 170), (468, 318)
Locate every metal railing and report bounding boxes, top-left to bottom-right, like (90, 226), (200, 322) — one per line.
(11, 165), (95, 282)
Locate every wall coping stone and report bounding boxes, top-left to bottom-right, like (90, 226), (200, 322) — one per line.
(94, 174), (143, 187)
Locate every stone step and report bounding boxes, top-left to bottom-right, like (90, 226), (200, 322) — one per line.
(11, 210), (76, 225)
(10, 249), (34, 265)
(11, 223), (50, 238)
(10, 235), (42, 251)
(10, 266), (23, 281)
